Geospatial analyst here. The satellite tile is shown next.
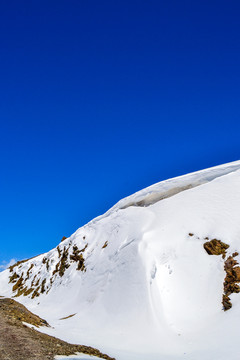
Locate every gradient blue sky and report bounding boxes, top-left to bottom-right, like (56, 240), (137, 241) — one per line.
(1, 0), (240, 265)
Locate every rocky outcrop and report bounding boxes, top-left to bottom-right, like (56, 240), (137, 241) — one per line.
(8, 241), (88, 298)
(203, 238), (240, 311)
(203, 239), (229, 258)
(223, 253), (240, 310)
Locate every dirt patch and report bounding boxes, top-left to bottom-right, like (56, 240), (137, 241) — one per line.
(0, 297), (115, 360)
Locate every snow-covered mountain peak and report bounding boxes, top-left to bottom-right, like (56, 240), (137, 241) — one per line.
(1, 160), (240, 360)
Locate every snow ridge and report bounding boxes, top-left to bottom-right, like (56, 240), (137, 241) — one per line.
(107, 160), (240, 210)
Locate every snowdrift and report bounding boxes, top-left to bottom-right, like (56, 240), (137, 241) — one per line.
(1, 160), (240, 360)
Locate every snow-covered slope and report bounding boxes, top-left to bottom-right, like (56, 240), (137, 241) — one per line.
(1, 161), (240, 360)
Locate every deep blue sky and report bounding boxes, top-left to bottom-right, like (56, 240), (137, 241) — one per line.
(1, 0), (240, 265)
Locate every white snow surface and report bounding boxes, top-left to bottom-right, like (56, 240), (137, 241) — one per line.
(1, 161), (240, 359)
(55, 355), (101, 360)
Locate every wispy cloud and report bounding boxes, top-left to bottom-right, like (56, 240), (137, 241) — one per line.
(0, 259), (17, 271)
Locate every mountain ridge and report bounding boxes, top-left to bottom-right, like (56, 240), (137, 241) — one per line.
(1, 161), (240, 360)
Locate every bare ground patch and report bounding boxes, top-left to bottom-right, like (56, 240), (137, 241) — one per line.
(0, 297), (115, 360)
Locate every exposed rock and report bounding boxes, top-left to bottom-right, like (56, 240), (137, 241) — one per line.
(26, 264), (34, 279)
(70, 245), (86, 271)
(8, 242), (87, 300)
(222, 294), (232, 311)
(59, 313), (76, 320)
(233, 267), (240, 281)
(203, 239), (229, 258)
(41, 279), (47, 294)
(223, 253), (240, 307)
(31, 286), (40, 299)
(102, 241), (108, 249)
(203, 239), (240, 311)
(58, 247), (70, 277)
(9, 257), (37, 273)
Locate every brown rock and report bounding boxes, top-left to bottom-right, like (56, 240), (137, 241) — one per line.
(222, 294), (232, 311)
(203, 239), (229, 257)
(203, 239), (240, 311)
(233, 267), (240, 281)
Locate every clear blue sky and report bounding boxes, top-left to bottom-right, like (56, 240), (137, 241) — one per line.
(1, 0), (240, 265)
